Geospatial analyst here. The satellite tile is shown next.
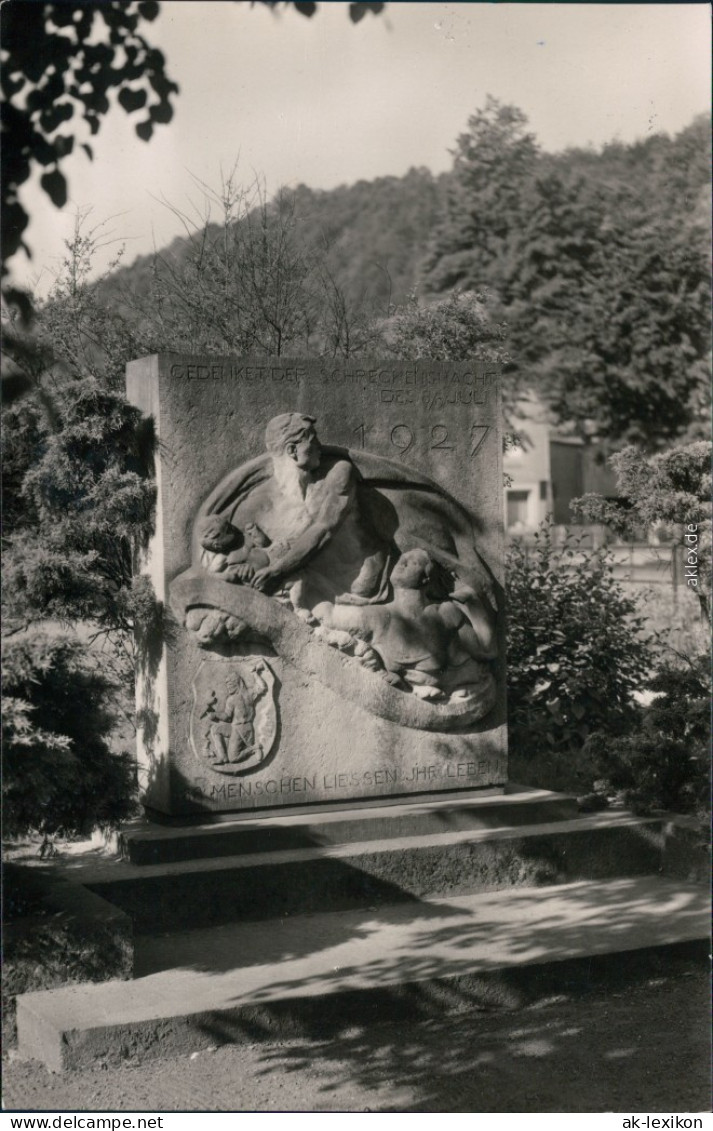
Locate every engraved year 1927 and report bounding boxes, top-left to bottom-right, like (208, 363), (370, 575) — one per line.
(352, 422), (491, 460)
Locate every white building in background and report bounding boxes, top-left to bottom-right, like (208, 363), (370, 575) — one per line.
(503, 399), (620, 537)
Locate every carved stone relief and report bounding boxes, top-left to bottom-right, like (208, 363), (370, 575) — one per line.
(171, 413), (499, 735)
(189, 657), (278, 775)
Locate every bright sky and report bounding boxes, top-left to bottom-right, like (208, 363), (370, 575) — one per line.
(14, 1), (712, 294)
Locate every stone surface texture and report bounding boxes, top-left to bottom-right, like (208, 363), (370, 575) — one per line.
(126, 354), (505, 815)
(15, 877), (710, 1071)
(82, 811), (670, 933)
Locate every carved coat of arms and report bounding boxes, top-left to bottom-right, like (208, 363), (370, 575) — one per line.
(189, 657), (278, 775)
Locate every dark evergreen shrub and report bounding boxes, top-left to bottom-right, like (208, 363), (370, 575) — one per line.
(2, 632), (137, 837)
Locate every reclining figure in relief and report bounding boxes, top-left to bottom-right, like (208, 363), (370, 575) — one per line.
(311, 547), (496, 703)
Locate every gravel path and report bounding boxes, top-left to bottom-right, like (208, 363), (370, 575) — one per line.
(3, 971), (710, 1114)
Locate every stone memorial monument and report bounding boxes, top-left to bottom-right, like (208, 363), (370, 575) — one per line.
(126, 354), (506, 816)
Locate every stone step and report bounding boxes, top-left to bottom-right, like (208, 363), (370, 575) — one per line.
(16, 876), (710, 1072)
(122, 786), (578, 865)
(76, 810), (667, 932)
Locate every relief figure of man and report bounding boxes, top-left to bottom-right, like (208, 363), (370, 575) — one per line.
(202, 672), (256, 764)
(227, 413), (391, 610)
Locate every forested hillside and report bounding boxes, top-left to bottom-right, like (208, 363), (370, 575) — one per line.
(96, 166), (444, 315)
(85, 104), (712, 445)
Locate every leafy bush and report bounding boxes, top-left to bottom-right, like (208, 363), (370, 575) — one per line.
(506, 523), (656, 752)
(585, 652), (710, 816)
(574, 441), (711, 621)
(378, 289), (508, 365)
(2, 632), (138, 837)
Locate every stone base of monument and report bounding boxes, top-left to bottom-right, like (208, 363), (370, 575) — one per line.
(14, 787), (710, 1072)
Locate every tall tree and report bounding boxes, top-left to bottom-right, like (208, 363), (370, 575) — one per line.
(497, 169), (710, 443)
(423, 99), (711, 447)
(422, 97), (539, 295)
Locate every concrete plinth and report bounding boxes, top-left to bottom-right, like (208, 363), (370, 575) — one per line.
(121, 786), (577, 864)
(14, 789), (708, 1072)
(16, 877), (710, 1072)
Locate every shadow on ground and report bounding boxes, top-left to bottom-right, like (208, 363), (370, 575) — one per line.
(2, 970), (710, 1112)
(243, 969), (712, 1113)
(133, 876), (706, 981)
